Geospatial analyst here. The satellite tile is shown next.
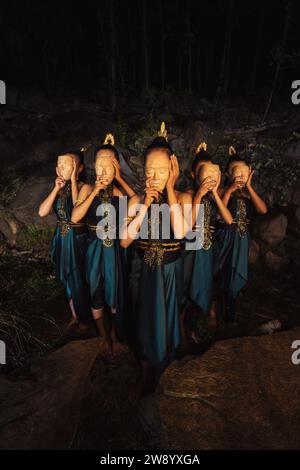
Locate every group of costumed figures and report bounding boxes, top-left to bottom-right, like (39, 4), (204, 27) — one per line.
(39, 122), (267, 391)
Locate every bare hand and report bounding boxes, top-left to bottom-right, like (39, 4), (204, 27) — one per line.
(93, 177), (109, 195)
(228, 180), (243, 193)
(197, 177), (213, 198)
(71, 160), (77, 183)
(111, 156), (121, 182)
(55, 176), (66, 190)
(211, 172), (221, 196)
(246, 168), (255, 190)
(144, 177), (160, 206)
(166, 154), (179, 190)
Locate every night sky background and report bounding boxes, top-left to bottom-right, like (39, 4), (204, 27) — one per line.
(1, 0), (299, 107)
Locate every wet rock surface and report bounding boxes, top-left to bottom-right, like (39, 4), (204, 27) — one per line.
(158, 328), (300, 450)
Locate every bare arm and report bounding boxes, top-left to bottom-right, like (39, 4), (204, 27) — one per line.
(38, 177), (63, 217)
(70, 160), (81, 205)
(246, 170), (267, 214)
(112, 156), (136, 198)
(71, 181), (109, 223)
(120, 194), (150, 248)
(166, 155), (192, 239)
(211, 176), (233, 224)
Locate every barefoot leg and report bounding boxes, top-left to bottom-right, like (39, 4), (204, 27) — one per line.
(208, 301), (217, 327)
(92, 307), (113, 356)
(110, 310), (128, 355)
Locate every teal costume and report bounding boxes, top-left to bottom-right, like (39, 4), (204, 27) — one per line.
(130, 194), (183, 375)
(188, 194), (217, 313)
(51, 182), (90, 323)
(214, 194), (253, 321)
(85, 184), (125, 336)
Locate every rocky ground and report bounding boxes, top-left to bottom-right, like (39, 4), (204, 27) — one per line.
(0, 97), (299, 449)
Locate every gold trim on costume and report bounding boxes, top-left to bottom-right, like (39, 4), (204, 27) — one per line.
(196, 142), (207, 154)
(229, 145), (237, 156)
(138, 240), (181, 268)
(104, 133), (115, 145)
(234, 198), (249, 238)
(158, 121), (168, 141)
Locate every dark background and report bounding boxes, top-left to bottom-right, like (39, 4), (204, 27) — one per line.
(1, 0), (299, 108)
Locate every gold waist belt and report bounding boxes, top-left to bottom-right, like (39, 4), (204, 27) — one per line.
(87, 224), (114, 247)
(138, 241), (181, 268)
(57, 220), (85, 236)
(233, 218), (250, 224)
(192, 225), (215, 232)
(138, 240), (181, 252)
(87, 224), (111, 232)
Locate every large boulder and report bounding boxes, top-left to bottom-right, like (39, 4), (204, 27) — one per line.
(8, 175), (57, 229)
(252, 211), (288, 245)
(158, 327), (300, 450)
(284, 139), (300, 162)
(0, 338), (100, 450)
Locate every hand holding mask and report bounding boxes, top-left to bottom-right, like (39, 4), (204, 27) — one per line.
(199, 163), (221, 191)
(56, 155), (74, 181)
(230, 163), (250, 188)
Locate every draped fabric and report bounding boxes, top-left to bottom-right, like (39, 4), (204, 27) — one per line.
(51, 186), (90, 323)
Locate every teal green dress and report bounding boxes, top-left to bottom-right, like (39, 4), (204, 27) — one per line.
(188, 194), (218, 313)
(214, 195), (253, 319)
(85, 185), (125, 337)
(51, 182), (90, 323)
(130, 195), (183, 375)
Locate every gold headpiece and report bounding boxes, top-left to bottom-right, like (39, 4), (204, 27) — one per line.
(104, 133), (115, 145)
(229, 145), (236, 156)
(158, 121), (168, 141)
(196, 142), (207, 154)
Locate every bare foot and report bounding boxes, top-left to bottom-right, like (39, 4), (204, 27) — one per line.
(208, 309), (217, 328)
(190, 330), (201, 344)
(112, 338), (128, 356)
(76, 322), (90, 335)
(99, 337), (113, 358)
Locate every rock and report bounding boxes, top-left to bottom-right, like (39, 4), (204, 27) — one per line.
(8, 176), (57, 229)
(284, 139), (300, 162)
(183, 121), (220, 155)
(263, 251), (287, 271)
(0, 338), (100, 450)
(259, 320), (282, 335)
(158, 327), (300, 450)
(248, 239), (260, 265)
(287, 205), (300, 237)
(252, 211), (288, 245)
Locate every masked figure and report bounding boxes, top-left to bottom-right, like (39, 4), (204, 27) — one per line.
(121, 123), (192, 386)
(72, 133), (136, 356)
(214, 146), (267, 322)
(39, 150), (90, 328)
(181, 144), (233, 342)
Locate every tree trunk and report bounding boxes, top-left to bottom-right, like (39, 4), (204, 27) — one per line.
(141, 0), (149, 93)
(216, 0), (234, 100)
(186, 2), (193, 94)
(262, 0), (294, 123)
(159, 0), (166, 93)
(250, 4), (265, 94)
(109, 0), (116, 111)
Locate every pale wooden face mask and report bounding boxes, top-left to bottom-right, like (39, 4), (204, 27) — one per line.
(145, 150), (170, 191)
(95, 155), (115, 185)
(230, 163), (250, 186)
(199, 163), (220, 190)
(57, 155), (74, 181)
